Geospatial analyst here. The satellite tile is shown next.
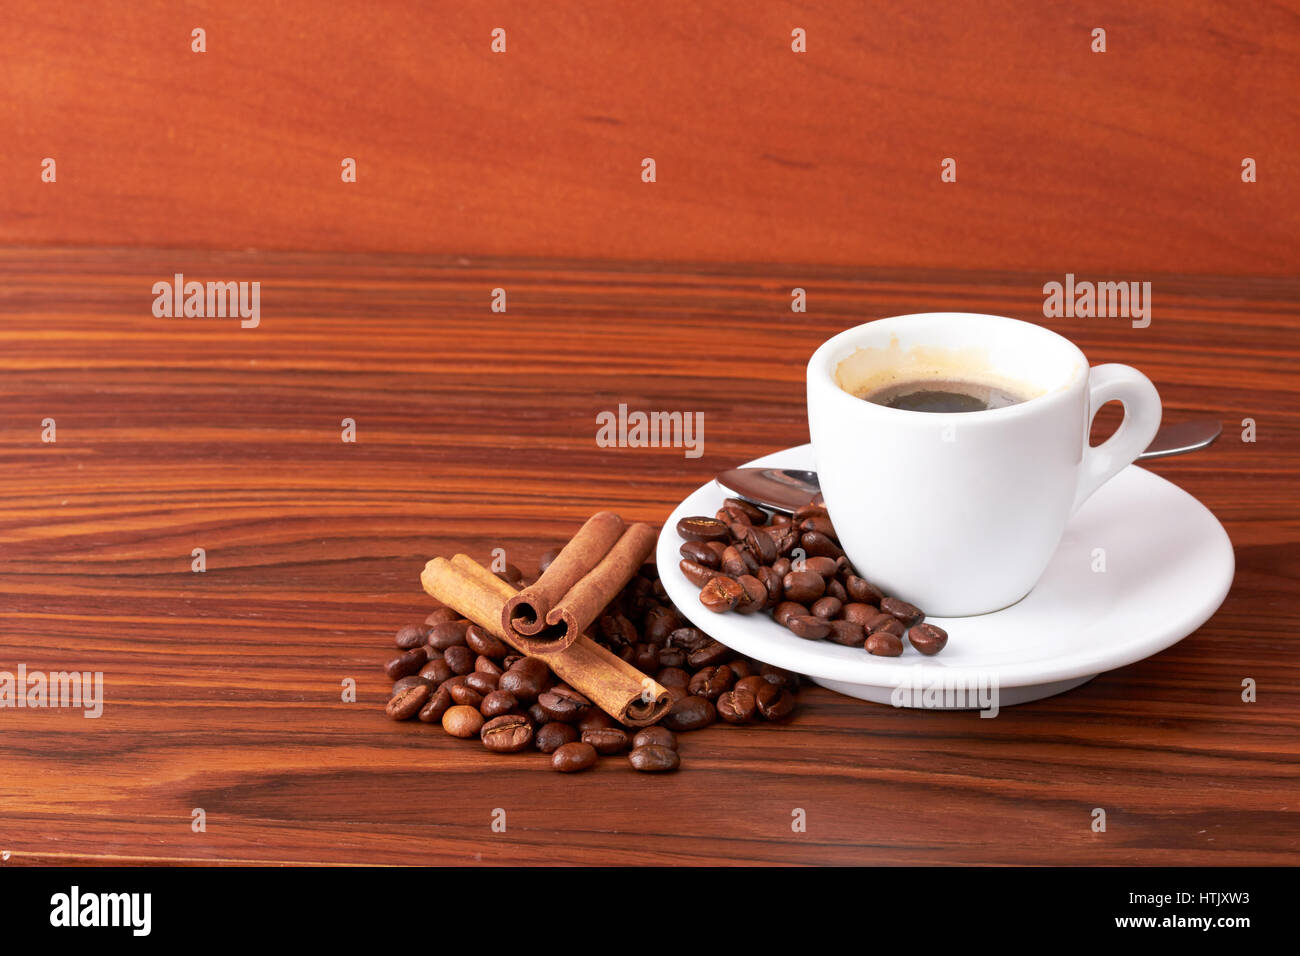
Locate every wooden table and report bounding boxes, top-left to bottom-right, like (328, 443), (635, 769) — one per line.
(0, 247), (1296, 865)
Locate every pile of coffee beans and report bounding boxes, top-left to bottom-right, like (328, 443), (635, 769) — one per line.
(676, 498), (949, 657)
(384, 550), (802, 773)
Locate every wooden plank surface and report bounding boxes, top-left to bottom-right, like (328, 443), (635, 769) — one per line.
(0, 247), (1296, 865)
(2, 0), (1298, 273)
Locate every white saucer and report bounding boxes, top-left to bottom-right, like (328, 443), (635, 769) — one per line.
(656, 444), (1234, 709)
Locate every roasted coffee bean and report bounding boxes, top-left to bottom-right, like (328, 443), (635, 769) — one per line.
(716, 688), (758, 723)
(444, 645), (476, 676)
(552, 741), (599, 773)
(645, 606), (680, 644)
(801, 531), (843, 559)
(395, 624), (427, 650)
(581, 727), (630, 755)
(723, 497), (767, 523)
(771, 557), (792, 579)
(632, 726), (677, 751)
(629, 745), (680, 772)
(465, 625), (509, 659)
(668, 627), (711, 651)
(480, 689), (519, 718)
(908, 622), (948, 656)
(474, 655), (503, 678)
(686, 640), (731, 669)
(689, 664), (734, 700)
(418, 684), (453, 723)
(782, 570), (826, 603)
(680, 539), (721, 568)
(442, 705), (484, 738)
(657, 646), (686, 669)
(841, 602), (880, 627)
(464, 671), (498, 696)
(733, 574), (767, 614)
(756, 685), (795, 720)
(502, 654), (524, 670)
(538, 687), (592, 723)
(386, 682), (430, 720)
(866, 632), (905, 657)
(599, 613), (638, 646)
(760, 664), (800, 690)
(733, 675), (769, 698)
(811, 596), (843, 619)
(799, 513), (837, 539)
(632, 642), (660, 672)
(786, 614), (831, 640)
(773, 600), (808, 626)
(424, 607), (459, 627)
(385, 648), (428, 680)
(825, 577), (848, 602)
(881, 597), (925, 627)
(537, 548), (562, 575)
(427, 620), (471, 650)
(663, 683), (689, 702)
(480, 714), (533, 753)
(728, 658), (754, 679)
(656, 667), (691, 689)
(845, 575), (886, 604)
(535, 721), (578, 753)
(676, 516), (731, 542)
(448, 682), (484, 708)
(826, 620), (867, 646)
(663, 694), (716, 732)
(720, 545), (758, 578)
(493, 562), (524, 586)
(744, 527), (778, 564)
(769, 526), (800, 557)
(793, 501), (827, 521)
(756, 566), (784, 608)
(527, 701), (549, 726)
(716, 503), (753, 528)
(577, 709), (615, 734)
(863, 612), (906, 637)
(679, 558), (715, 588)
(803, 556), (838, 578)
(700, 575), (744, 613)
(391, 675), (430, 697)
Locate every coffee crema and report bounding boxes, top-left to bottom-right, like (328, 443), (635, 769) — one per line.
(855, 378), (1029, 413)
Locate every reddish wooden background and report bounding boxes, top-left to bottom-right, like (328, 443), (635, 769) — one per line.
(2, 0), (1297, 272)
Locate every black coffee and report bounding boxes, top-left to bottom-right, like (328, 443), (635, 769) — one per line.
(859, 379), (1027, 413)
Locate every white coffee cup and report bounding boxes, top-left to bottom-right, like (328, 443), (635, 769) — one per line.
(806, 313), (1162, 616)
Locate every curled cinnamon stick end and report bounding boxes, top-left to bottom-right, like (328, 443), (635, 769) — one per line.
(423, 553), (670, 726)
(503, 511), (625, 642)
(544, 521), (658, 640)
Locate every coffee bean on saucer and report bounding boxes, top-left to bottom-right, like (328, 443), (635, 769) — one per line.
(744, 527), (778, 564)
(866, 632), (905, 657)
(826, 620), (866, 646)
(723, 497), (767, 523)
(908, 622), (948, 655)
(782, 571), (825, 603)
(733, 574), (767, 614)
(385, 648), (428, 680)
(632, 726), (677, 751)
(581, 727), (630, 755)
(845, 575), (885, 604)
(786, 615), (830, 640)
(881, 597), (924, 626)
(700, 576), (743, 612)
(773, 601), (808, 626)
(676, 516), (732, 542)
(841, 603), (879, 627)
(386, 682), (430, 720)
(801, 531), (843, 559)
(679, 558), (716, 588)
(825, 578), (848, 602)
(756, 566), (784, 607)
(395, 624), (427, 650)
(803, 556), (838, 578)
(629, 745), (680, 772)
(535, 722), (578, 753)
(442, 705), (484, 738)
(720, 545), (759, 577)
(863, 612), (906, 637)
(811, 596), (842, 619)
(663, 695), (716, 732)
(481, 715), (534, 753)
(680, 540), (720, 568)
(552, 741), (599, 773)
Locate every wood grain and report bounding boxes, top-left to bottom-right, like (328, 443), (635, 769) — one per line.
(2, 1), (1298, 273)
(0, 247), (1296, 865)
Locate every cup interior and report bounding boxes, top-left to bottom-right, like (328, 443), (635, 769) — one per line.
(822, 313), (1086, 409)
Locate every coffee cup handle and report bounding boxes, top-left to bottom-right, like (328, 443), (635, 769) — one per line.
(1072, 364), (1162, 512)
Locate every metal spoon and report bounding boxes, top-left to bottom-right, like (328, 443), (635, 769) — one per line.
(716, 419), (1223, 514)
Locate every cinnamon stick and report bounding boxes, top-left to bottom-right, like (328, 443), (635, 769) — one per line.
(503, 513), (658, 654)
(422, 554), (670, 727)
